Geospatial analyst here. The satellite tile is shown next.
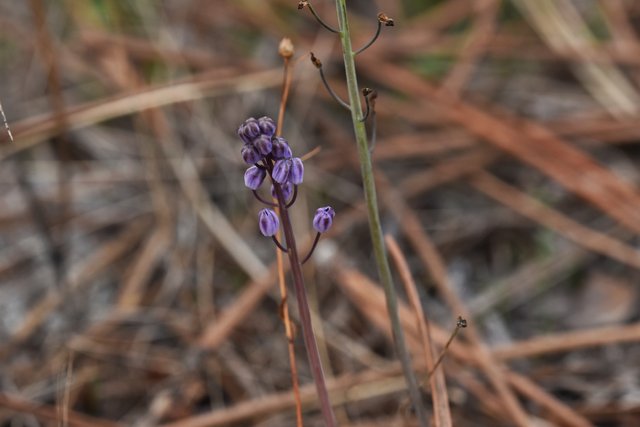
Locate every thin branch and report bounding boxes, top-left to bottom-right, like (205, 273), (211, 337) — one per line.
(360, 88), (373, 122)
(271, 235), (289, 253)
(299, 1), (339, 33)
(285, 185), (298, 208)
(368, 90), (378, 152)
(354, 20), (381, 56)
(0, 99), (13, 143)
(301, 232), (321, 264)
(310, 53), (351, 110)
(253, 190), (278, 207)
(428, 317), (467, 377)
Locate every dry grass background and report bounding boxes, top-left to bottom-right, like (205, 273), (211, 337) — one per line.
(1, 0), (640, 425)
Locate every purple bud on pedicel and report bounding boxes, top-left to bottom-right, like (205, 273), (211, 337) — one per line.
(313, 206), (335, 233)
(238, 117), (261, 143)
(272, 159), (291, 184)
(241, 143), (262, 164)
(272, 181), (293, 201)
(244, 166), (266, 190)
(254, 134), (273, 156)
(258, 209), (279, 236)
(271, 137), (292, 159)
(258, 116), (276, 137)
(289, 157), (304, 185)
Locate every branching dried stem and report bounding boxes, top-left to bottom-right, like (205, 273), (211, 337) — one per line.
(332, 1), (429, 425)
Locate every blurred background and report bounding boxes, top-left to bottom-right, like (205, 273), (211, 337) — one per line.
(1, 0), (640, 425)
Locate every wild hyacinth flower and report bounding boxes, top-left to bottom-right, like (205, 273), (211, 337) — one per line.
(238, 115), (336, 426)
(241, 144), (262, 165)
(238, 115), (333, 257)
(272, 157), (304, 185)
(272, 158), (291, 184)
(313, 206), (335, 233)
(258, 209), (279, 236)
(244, 166), (266, 190)
(238, 117), (261, 143)
(271, 137), (292, 159)
(289, 158), (304, 185)
(254, 134), (273, 156)
(258, 116), (276, 137)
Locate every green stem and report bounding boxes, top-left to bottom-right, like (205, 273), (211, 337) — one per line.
(333, 2), (428, 426)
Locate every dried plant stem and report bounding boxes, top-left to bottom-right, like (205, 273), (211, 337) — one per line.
(386, 235), (452, 427)
(333, 1), (428, 425)
(0, 99), (13, 143)
(275, 53), (304, 427)
(274, 184), (337, 427)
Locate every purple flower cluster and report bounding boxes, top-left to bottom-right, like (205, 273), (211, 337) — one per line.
(239, 117), (303, 192)
(238, 116), (334, 240)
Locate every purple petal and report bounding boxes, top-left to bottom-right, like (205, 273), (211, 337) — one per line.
(289, 157), (304, 185)
(258, 116), (276, 137)
(272, 159), (291, 184)
(253, 135), (273, 156)
(258, 209), (279, 236)
(312, 206), (335, 233)
(244, 166), (266, 190)
(271, 137), (292, 159)
(241, 144), (262, 164)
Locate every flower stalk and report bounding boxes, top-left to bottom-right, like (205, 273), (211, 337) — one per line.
(273, 183), (337, 427)
(333, 1), (428, 424)
(238, 115), (337, 426)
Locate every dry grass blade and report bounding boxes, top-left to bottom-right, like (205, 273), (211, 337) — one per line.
(385, 234), (452, 427)
(363, 61), (640, 236)
(494, 322), (640, 361)
(506, 372), (593, 427)
(470, 170), (640, 270)
(372, 170), (531, 425)
(0, 393), (122, 427)
(1, 68), (283, 160)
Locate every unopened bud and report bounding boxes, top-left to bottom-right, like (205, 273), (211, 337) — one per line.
(279, 38), (294, 59)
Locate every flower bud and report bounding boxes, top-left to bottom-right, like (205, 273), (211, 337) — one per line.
(271, 137), (292, 159)
(279, 38), (294, 59)
(289, 157), (304, 185)
(258, 209), (279, 236)
(258, 116), (276, 137)
(271, 181), (293, 201)
(272, 158), (291, 184)
(238, 117), (261, 143)
(244, 166), (266, 190)
(312, 206), (335, 233)
(241, 143), (262, 164)
(254, 134), (273, 156)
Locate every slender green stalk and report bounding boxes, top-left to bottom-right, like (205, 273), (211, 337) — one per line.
(333, 2), (428, 425)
